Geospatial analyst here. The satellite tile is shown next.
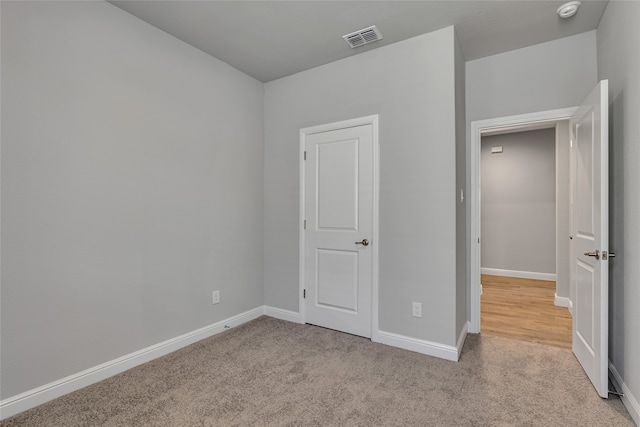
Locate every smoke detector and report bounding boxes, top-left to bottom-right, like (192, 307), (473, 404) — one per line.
(557, 1), (581, 18)
(342, 25), (383, 48)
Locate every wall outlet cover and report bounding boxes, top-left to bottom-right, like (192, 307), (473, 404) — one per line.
(412, 302), (422, 318)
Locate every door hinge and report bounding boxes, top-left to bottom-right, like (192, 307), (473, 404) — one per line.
(303, 289), (306, 298)
(304, 219), (306, 230)
(304, 151), (306, 160)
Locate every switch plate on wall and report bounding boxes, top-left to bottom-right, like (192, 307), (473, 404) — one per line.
(212, 290), (220, 305)
(412, 302), (422, 318)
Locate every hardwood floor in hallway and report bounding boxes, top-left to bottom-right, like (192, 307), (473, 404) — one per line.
(480, 274), (572, 349)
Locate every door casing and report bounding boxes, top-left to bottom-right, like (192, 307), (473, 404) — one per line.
(299, 115), (380, 339)
(469, 107), (578, 333)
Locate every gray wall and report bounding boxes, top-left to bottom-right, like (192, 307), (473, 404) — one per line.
(597, 0), (640, 412)
(466, 31), (598, 123)
(481, 129), (556, 275)
(264, 28), (460, 346)
(1, 1), (264, 398)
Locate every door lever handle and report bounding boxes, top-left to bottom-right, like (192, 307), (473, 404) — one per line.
(355, 239), (369, 247)
(584, 250), (600, 260)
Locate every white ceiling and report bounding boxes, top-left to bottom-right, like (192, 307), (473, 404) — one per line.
(110, 0), (608, 83)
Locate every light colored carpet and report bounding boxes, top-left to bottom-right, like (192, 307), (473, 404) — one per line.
(1, 316), (633, 426)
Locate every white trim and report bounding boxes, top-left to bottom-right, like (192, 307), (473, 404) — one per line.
(470, 107), (578, 334)
(299, 115), (380, 339)
(371, 117), (381, 342)
(299, 126), (306, 328)
(374, 330), (460, 362)
(263, 306), (302, 323)
(481, 267), (556, 281)
(456, 322), (468, 360)
(609, 361), (640, 425)
(0, 307), (471, 421)
(554, 293), (571, 308)
(264, 305), (469, 361)
(0, 307), (263, 420)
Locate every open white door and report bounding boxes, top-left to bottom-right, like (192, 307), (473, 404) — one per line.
(303, 123), (374, 338)
(571, 80), (609, 398)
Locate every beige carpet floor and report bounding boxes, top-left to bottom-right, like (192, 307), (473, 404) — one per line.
(1, 316), (633, 426)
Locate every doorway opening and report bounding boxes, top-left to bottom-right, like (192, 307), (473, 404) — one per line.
(479, 126), (571, 348)
(469, 108), (578, 340)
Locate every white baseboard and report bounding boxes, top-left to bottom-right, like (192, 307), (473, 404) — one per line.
(263, 306), (302, 323)
(262, 307), (467, 363)
(481, 267), (556, 281)
(0, 306), (480, 420)
(0, 307), (264, 421)
(609, 361), (640, 426)
(374, 330), (460, 362)
(554, 293), (571, 308)
(456, 322), (468, 360)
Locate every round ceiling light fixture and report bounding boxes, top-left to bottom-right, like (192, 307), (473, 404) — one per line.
(557, 1), (581, 18)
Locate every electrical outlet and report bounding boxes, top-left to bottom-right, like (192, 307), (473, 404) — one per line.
(212, 290), (220, 305)
(412, 302), (422, 318)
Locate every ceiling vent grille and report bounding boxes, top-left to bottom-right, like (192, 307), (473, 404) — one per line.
(342, 25), (383, 49)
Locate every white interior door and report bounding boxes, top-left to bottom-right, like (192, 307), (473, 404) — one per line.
(304, 124), (374, 338)
(571, 80), (609, 398)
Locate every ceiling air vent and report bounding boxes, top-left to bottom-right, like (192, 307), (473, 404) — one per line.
(342, 25), (383, 49)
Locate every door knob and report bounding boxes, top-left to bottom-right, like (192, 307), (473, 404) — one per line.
(584, 250), (600, 260)
(355, 239), (369, 247)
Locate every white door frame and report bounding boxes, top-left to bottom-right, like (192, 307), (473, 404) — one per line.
(299, 115), (380, 339)
(469, 107), (577, 333)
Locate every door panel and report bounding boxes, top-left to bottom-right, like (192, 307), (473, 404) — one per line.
(317, 139), (358, 230)
(316, 249), (358, 312)
(575, 261), (595, 351)
(304, 124), (373, 338)
(576, 110), (594, 234)
(571, 80), (609, 398)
